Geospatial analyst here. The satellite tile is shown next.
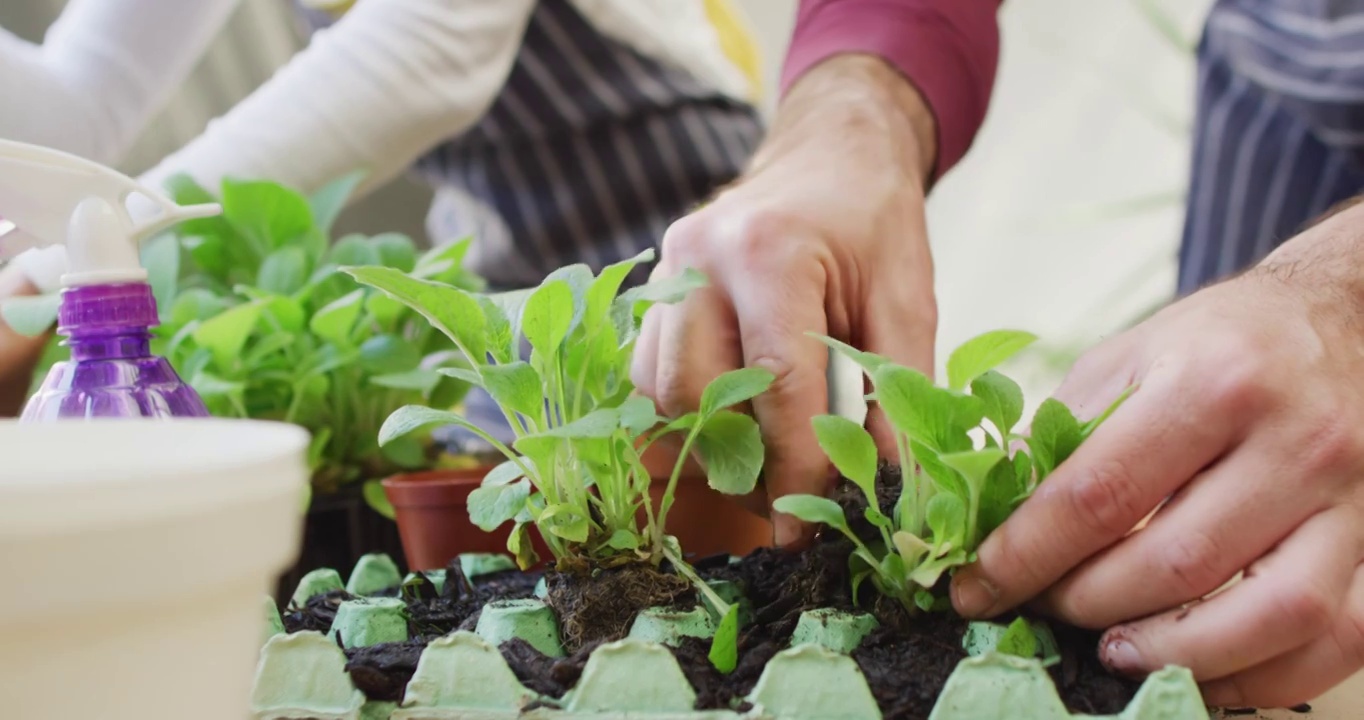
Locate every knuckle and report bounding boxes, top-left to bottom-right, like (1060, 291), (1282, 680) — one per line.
(1199, 346), (1272, 416)
(659, 216), (707, 264)
(1161, 530), (1227, 598)
(1067, 458), (1148, 536)
(1273, 582), (1336, 637)
(655, 371), (702, 418)
(1296, 412), (1364, 478)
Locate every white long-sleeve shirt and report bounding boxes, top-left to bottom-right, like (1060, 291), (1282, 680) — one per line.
(0, 0), (240, 166)
(4, 0), (756, 291)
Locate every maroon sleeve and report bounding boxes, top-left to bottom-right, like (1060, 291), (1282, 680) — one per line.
(781, 0), (1003, 180)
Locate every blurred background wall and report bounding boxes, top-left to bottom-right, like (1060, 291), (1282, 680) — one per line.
(2, 0), (1213, 407)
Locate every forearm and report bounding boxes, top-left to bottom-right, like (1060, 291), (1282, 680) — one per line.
(140, 0), (535, 198)
(781, 0), (1002, 182)
(0, 0), (238, 165)
(753, 54), (936, 189)
(0, 265), (49, 417)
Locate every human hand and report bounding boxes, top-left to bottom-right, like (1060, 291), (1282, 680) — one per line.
(630, 55), (940, 546)
(950, 204), (1364, 707)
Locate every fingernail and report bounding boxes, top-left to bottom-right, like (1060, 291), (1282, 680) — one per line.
(1101, 637), (1144, 675)
(950, 573), (999, 618)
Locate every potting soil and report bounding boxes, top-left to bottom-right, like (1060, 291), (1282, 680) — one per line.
(283, 467), (1145, 719)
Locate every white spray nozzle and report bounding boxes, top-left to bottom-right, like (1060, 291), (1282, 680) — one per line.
(0, 139), (221, 287)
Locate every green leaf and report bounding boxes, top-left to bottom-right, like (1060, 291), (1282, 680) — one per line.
(310, 289), (365, 347)
(694, 411), (765, 495)
(344, 266), (486, 363)
(925, 493), (967, 550)
(468, 479), (531, 531)
(508, 522), (539, 570)
(908, 548), (967, 589)
(971, 371), (1025, 438)
(0, 293), (60, 337)
(379, 405), (483, 446)
(522, 279), (574, 357)
(945, 330), (1037, 390)
(911, 441), (966, 499)
(892, 531), (932, 568)
(772, 495), (849, 531)
(371, 232), (418, 273)
(544, 263), (594, 332)
(258, 246), (309, 295)
(477, 295), (518, 364)
(709, 604), (740, 674)
(380, 433), (428, 469)
(192, 301), (263, 370)
(606, 529), (641, 550)
(587, 250), (651, 323)
(997, 617), (1039, 658)
(977, 457), (1023, 539)
(1080, 385), (1136, 440)
(358, 334), (422, 373)
(362, 480), (397, 521)
(812, 414), (878, 499)
(619, 395), (663, 436)
(872, 364), (983, 453)
(699, 367), (775, 416)
(221, 179), (315, 252)
(539, 504), (590, 543)
(169, 288), (231, 327)
(480, 361), (544, 421)
(371, 369), (441, 393)
(365, 292), (406, 328)
(329, 234), (382, 267)
(810, 334), (889, 375)
(1027, 399), (1083, 482)
(618, 267), (707, 308)
(189, 370), (245, 399)
(483, 457), (532, 487)
(140, 232), (180, 313)
(309, 171), (364, 233)
(938, 448), (1007, 490)
(914, 590), (937, 612)
(523, 407), (619, 440)
(237, 287), (306, 333)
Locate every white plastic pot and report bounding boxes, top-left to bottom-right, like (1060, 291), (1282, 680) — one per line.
(0, 419), (309, 720)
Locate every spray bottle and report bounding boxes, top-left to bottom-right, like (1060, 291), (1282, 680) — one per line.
(0, 139), (220, 420)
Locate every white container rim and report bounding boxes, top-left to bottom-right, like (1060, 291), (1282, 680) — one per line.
(0, 419), (310, 534)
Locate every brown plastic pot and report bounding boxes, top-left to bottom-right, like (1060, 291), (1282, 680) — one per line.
(382, 467), (552, 571)
(384, 460), (773, 572)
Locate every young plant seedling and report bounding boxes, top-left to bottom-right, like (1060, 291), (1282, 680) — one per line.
(773, 330), (1133, 614)
(346, 250), (773, 576)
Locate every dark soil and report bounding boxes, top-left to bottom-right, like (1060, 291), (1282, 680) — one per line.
(544, 561), (693, 652)
(282, 464), (1159, 719)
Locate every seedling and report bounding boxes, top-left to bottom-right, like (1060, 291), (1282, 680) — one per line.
(773, 330), (1133, 613)
(346, 251), (773, 574)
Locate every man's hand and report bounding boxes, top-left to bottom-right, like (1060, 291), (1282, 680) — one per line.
(950, 203), (1364, 708)
(630, 55), (940, 546)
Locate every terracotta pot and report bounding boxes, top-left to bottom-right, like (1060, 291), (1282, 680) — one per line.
(385, 460), (773, 571)
(383, 467), (552, 571)
(647, 478), (772, 559)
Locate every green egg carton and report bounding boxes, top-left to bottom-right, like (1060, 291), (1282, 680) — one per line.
(252, 553), (1210, 720)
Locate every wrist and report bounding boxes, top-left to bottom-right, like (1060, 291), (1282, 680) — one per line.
(750, 54), (937, 190)
(1256, 198), (1364, 308)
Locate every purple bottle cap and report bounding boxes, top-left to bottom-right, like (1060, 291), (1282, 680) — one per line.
(57, 283), (159, 333)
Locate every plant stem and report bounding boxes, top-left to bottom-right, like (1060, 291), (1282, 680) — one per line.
(653, 424), (701, 549)
(662, 541), (730, 617)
